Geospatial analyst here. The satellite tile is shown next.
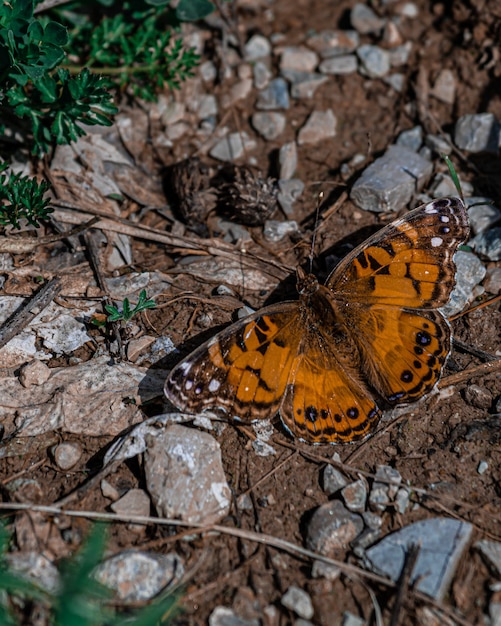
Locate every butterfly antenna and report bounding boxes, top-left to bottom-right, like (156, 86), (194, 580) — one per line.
(308, 192), (324, 273)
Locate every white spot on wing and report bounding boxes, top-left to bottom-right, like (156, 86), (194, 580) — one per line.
(425, 203), (439, 214)
(431, 236), (443, 247)
(208, 379), (220, 392)
(185, 380), (193, 390)
(179, 361), (191, 374)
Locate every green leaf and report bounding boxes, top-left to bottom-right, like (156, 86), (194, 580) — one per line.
(175, 0), (215, 21)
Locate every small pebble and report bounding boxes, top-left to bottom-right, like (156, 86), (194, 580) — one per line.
(53, 442), (82, 470)
(454, 112), (500, 154)
(297, 109), (337, 145)
(253, 61), (272, 89)
(19, 359), (51, 387)
(319, 55), (358, 75)
(477, 461), (489, 475)
(244, 34), (271, 61)
(280, 46), (319, 72)
(252, 112), (286, 140)
(431, 68), (456, 104)
(306, 30), (359, 58)
(278, 142), (298, 180)
(256, 77), (290, 110)
(357, 44), (391, 78)
(351, 3), (386, 34)
(281, 586), (314, 620)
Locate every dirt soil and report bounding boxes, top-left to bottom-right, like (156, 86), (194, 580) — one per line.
(1, 0), (501, 625)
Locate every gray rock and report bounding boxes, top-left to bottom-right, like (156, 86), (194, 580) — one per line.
(277, 178), (304, 216)
(431, 68), (456, 104)
(110, 488), (150, 531)
(341, 479), (367, 512)
(319, 55), (358, 75)
(484, 267), (501, 294)
(5, 552), (60, 594)
(396, 126), (423, 152)
(383, 73), (405, 92)
(282, 69), (328, 99)
(466, 198), (501, 235)
(209, 606), (260, 626)
(351, 3), (386, 34)
(365, 518), (472, 600)
(424, 133), (453, 155)
(306, 30), (359, 58)
(306, 500), (364, 554)
(477, 460), (489, 475)
(278, 142), (298, 180)
(441, 250), (486, 317)
(477, 540), (501, 576)
(454, 113), (500, 153)
(199, 60), (217, 83)
(490, 603), (501, 626)
(280, 46), (319, 72)
(144, 424), (231, 524)
(311, 559), (341, 580)
(298, 109), (337, 145)
(400, 2), (419, 17)
(464, 384), (492, 410)
(253, 61), (272, 89)
(209, 132), (257, 161)
(369, 465), (402, 512)
(256, 77), (290, 110)
(94, 551), (184, 602)
(342, 612), (366, 626)
(357, 45), (391, 78)
(197, 94), (218, 120)
(53, 442), (82, 470)
(244, 34), (271, 61)
(263, 219), (299, 243)
(252, 112), (286, 140)
(394, 487), (410, 514)
(281, 585), (314, 620)
(388, 41), (413, 66)
(470, 227), (501, 261)
(350, 145), (433, 212)
(322, 461), (348, 495)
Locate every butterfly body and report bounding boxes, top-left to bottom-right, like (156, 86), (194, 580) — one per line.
(165, 197), (469, 444)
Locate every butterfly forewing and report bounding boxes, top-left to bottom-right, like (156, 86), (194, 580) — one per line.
(328, 197), (469, 309)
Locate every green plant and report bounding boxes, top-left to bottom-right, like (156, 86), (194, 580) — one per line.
(57, 0), (204, 101)
(0, 0), (118, 156)
(0, 521), (179, 625)
(105, 289), (156, 322)
(0, 162), (53, 229)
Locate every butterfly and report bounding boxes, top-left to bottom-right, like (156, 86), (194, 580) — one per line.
(165, 197), (470, 444)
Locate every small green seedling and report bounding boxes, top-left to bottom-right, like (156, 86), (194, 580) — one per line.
(105, 289), (156, 322)
(0, 164), (53, 229)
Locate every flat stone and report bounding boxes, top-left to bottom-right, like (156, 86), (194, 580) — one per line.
(144, 424), (231, 525)
(95, 551), (184, 602)
(319, 55), (358, 75)
(253, 61), (272, 89)
(425, 133), (453, 155)
(306, 30), (359, 58)
(322, 462), (348, 495)
(252, 112), (286, 140)
(209, 606), (260, 626)
(431, 68), (456, 104)
(298, 109), (337, 145)
(277, 178), (304, 216)
(396, 126), (423, 152)
(278, 142), (298, 180)
(341, 479), (367, 512)
(263, 219), (299, 243)
(280, 46), (319, 72)
(441, 250), (486, 317)
(281, 586), (314, 620)
(350, 144), (433, 212)
(388, 41), (412, 66)
(477, 540), (501, 576)
(281, 69), (328, 99)
(244, 34), (271, 60)
(357, 44), (391, 78)
(365, 518), (473, 600)
(255, 77), (290, 110)
(209, 132), (257, 161)
(306, 500), (364, 555)
(351, 2), (386, 34)
(466, 197), (501, 235)
(454, 112), (500, 153)
(19, 359), (51, 387)
(470, 227), (501, 261)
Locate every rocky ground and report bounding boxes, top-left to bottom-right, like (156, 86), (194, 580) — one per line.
(0, 0), (500, 625)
